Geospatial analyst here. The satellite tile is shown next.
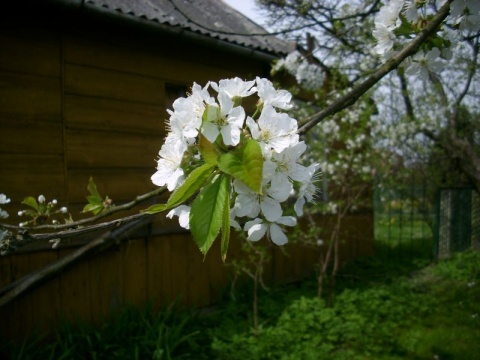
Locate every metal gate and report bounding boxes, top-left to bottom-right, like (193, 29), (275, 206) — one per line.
(435, 188), (480, 258)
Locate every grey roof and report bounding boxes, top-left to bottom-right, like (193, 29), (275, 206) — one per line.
(83, 0), (292, 56)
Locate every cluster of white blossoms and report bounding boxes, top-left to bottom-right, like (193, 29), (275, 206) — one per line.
(272, 51), (325, 91)
(373, 0), (404, 56)
(151, 77), (319, 246)
(0, 194), (9, 220)
(373, 0), (480, 79)
(0, 194), (10, 244)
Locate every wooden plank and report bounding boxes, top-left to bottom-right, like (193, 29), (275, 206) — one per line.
(186, 236), (210, 306)
(28, 250), (61, 339)
(7, 251), (57, 340)
(88, 246), (122, 324)
(272, 245), (288, 283)
(9, 254), (32, 340)
(146, 234), (164, 309)
(65, 128), (161, 168)
(0, 71), (61, 122)
(167, 234), (188, 305)
(122, 238), (147, 305)
(65, 94), (166, 135)
(64, 64), (164, 105)
(67, 168), (156, 204)
(206, 239), (228, 303)
(0, 256), (12, 340)
(0, 120), (63, 154)
(58, 248), (92, 324)
(0, 32), (60, 77)
(159, 234), (173, 305)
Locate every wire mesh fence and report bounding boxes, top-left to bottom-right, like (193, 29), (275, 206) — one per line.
(373, 180), (436, 260)
(374, 180), (480, 260)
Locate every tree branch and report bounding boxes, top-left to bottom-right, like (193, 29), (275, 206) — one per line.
(1, 186), (166, 233)
(298, 0), (453, 135)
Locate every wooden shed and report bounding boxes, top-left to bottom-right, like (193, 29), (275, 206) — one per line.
(0, 0), (374, 343)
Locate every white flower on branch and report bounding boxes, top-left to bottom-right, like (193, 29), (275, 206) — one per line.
(244, 216), (297, 246)
(151, 134), (187, 191)
(256, 77), (293, 110)
(201, 91), (246, 146)
(247, 105), (299, 154)
(167, 205), (191, 230)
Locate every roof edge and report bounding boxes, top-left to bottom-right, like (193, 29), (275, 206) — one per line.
(46, 0), (284, 63)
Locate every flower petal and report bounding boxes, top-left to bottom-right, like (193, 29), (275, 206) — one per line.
(260, 196), (282, 222)
(269, 223), (288, 245)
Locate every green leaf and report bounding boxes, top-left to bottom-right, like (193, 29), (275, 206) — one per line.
(82, 203), (104, 215)
(166, 163), (215, 209)
(86, 195), (103, 205)
(143, 203), (167, 215)
(87, 177), (102, 199)
(221, 181), (231, 262)
(199, 134), (220, 165)
(217, 139), (263, 194)
(22, 196), (39, 212)
(143, 163), (215, 215)
(83, 177), (110, 214)
(190, 174), (229, 255)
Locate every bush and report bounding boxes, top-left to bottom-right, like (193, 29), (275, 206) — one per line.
(212, 251), (480, 360)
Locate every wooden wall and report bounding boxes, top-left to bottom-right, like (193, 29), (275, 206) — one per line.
(0, 23), (374, 343)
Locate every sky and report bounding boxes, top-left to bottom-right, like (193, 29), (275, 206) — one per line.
(222, 0), (267, 26)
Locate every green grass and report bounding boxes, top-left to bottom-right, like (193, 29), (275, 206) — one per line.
(374, 213), (435, 259)
(3, 250), (479, 360)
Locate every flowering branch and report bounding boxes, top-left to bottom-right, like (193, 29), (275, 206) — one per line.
(298, 0), (453, 135)
(0, 187), (165, 254)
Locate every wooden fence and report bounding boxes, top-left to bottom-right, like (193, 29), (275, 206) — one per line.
(0, 212), (373, 343)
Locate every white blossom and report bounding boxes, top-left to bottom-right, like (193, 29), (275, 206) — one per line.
(256, 77), (293, 110)
(151, 133), (187, 191)
(168, 82), (211, 141)
(294, 164), (320, 216)
(273, 51), (324, 90)
(372, 0), (404, 56)
(244, 216), (296, 245)
(201, 91), (245, 146)
(167, 205), (191, 230)
(211, 77), (256, 98)
(264, 142), (311, 188)
(0, 194), (10, 205)
(405, 48), (445, 81)
(233, 179), (287, 222)
(246, 105), (299, 153)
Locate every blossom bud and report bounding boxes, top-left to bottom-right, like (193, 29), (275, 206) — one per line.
(60, 207), (68, 214)
(38, 195), (45, 204)
(0, 194), (10, 204)
(52, 199), (58, 205)
(18, 210), (24, 216)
